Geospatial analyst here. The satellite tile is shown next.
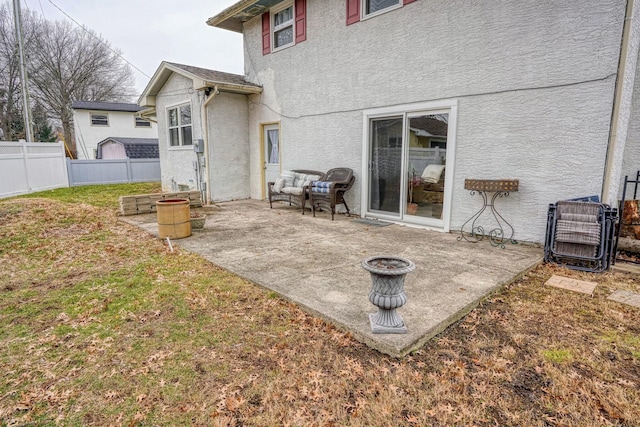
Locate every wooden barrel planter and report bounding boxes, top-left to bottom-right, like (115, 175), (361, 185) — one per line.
(156, 199), (191, 239)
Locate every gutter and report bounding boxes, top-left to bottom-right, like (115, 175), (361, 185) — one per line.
(602, 0), (634, 203)
(202, 85), (220, 205)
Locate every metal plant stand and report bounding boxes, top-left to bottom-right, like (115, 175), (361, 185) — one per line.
(458, 179), (519, 248)
(362, 256), (415, 334)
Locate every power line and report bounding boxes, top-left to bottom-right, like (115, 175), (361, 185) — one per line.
(44, 0), (151, 80)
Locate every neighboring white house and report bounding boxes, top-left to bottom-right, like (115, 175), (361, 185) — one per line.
(139, 0), (640, 244)
(71, 101), (158, 160)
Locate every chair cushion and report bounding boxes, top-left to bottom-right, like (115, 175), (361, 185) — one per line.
(281, 170), (296, 186)
(281, 186), (304, 195)
(313, 181), (332, 189)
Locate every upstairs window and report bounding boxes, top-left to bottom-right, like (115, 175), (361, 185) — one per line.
(365, 0), (400, 16)
(135, 117), (152, 128)
(262, 0), (306, 55)
(273, 4), (294, 50)
(347, 0), (415, 25)
(167, 103), (192, 147)
(91, 113), (109, 126)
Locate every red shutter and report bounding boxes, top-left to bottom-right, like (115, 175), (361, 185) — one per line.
(295, 0), (307, 43)
(346, 0), (360, 25)
(403, 0), (417, 4)
(262, 12), (271, 55)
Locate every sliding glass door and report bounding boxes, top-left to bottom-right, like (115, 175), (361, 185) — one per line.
(364, 102), (456, 230)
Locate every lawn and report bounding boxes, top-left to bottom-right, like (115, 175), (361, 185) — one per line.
(1, 183), (639, 426)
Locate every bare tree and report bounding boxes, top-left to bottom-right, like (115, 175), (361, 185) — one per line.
(28, 17), (135, 157)
(0, 3), (38, 140)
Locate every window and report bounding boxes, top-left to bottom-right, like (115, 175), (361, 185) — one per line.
(135, 117), (152, 128)
(91, 113), (109, 126)
(347, 0), (415, 25)
(273, 4), (294, 50)
(365, 0), (400, 15)
(167, 103), (192, 147)
(262, 0), (306, 54)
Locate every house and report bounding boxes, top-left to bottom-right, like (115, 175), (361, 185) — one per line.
(71, 101), (158, 160)
(139, 0), (640, 244)
(96, 137), (159, 160)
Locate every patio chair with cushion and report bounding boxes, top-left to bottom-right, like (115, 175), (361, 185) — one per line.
(309, 167), (355, 220)
(544, 200), (618, 272)
(268, 169), (325, 214)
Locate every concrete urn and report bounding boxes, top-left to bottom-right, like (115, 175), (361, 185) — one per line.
(362, 256), (415, 334)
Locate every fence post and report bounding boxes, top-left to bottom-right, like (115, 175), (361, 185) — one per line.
(21, 140), (31, 192)
(126, 158), (133, 183)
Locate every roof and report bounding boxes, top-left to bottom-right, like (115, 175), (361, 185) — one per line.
(138, 61), (262, 108)
(71, 101), (143, 112)
(207, 0), (284, 32)
(97, 137), (159, 159)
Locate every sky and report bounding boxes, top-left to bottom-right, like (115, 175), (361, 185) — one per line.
(23, 0), (245, 95)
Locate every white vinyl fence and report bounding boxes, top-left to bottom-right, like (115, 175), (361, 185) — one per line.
(0, 141), (69, 199)
(0, 141), (161, 199)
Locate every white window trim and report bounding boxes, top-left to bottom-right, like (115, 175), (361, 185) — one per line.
(361, 0), (402, 21)
(166, 101), (193, 150)
(90, 112), (109, 127)
(271, 1), (295, 52)
(361, 99), (458, 232)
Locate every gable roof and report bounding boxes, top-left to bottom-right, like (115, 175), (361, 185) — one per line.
(138, 61), (262, 108)
(96, 137), (159, 159)
(207, 0), (285, 32)
(72, 101), (143, 112)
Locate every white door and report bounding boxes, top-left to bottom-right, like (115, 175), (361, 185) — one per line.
(263, 124), (280, 197)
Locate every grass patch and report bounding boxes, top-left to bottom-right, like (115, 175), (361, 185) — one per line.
(1, 184), (639, 425)
(542, 348), (572, 363)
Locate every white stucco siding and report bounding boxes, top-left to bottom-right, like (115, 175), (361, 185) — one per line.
(72, 109), (157, 160)
(242, 0), (626, 242)
(622, 42), (640, 191)
(156, 73), (203, 192)
(208, 92), (251, 201)
(452, 79), (615, 242)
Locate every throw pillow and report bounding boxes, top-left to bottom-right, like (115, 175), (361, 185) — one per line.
(272, 178), (286, 193)
(421, 164), (445, 183)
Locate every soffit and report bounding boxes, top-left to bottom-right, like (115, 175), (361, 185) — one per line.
(207, 0), (285, 32)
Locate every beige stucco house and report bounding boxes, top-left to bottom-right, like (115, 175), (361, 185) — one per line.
(140, 0), (640, 244)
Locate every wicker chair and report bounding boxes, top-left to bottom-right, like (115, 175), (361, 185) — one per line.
(544, 200), (617, 272)
(268, 169), (324, 214)
(309, 168), (355, 220)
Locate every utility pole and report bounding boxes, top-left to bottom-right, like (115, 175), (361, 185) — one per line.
(13, 0), (33, 142)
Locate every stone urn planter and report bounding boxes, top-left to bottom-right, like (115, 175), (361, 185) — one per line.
(362, 256), (415, 334)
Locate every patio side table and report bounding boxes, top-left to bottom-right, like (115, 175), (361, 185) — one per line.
(457, 179), (519, 248)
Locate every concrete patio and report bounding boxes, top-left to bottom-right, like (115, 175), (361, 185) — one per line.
(122, 199), (543, 357)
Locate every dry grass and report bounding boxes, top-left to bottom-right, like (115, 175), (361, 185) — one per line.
(1, 186), (639, 426)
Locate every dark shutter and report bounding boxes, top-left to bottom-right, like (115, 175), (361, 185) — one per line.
(262, 12), (271, 55)
(346, 0), (360, 25)
(295, 0), (307, 43)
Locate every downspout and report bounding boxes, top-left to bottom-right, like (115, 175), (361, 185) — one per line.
(602, 0), (634, 203)
(201, 85), (220, 205)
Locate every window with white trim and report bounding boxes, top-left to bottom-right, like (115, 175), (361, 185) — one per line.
(135, 117), (152, 128)
(272, 3), (294, 50)
(167, 103), (192, 147)
(91, 113), (109, 126)
(365, 0), (401, 16)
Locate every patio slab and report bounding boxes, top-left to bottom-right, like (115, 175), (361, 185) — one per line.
(122, 199), (543, 357)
